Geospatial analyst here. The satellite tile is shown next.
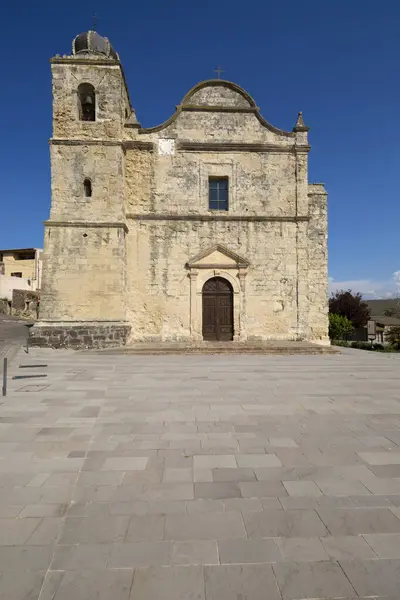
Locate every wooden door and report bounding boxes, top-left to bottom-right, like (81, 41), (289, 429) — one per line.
(202, 277), (233, 341)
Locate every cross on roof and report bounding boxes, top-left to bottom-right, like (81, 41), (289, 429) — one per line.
(213, 65), (225, 80)
(93, 13), (98, 31)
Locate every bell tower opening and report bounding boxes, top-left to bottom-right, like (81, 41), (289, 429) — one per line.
(78, 83), (96, 121)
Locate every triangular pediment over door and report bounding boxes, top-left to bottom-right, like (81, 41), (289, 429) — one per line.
(186, 244), (250, 270)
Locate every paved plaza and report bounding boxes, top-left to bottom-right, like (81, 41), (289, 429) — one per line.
(0, 317), (29, 364)
(1, 347), (400, 599)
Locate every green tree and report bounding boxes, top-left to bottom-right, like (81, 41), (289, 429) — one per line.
(385, 325), (400, 350)
(329, 289), (370, 328)
(328, 313), (354, 340)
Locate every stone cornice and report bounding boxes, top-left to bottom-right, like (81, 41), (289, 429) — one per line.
(181, 106), (258, 114)
(308, 183), (327, 195)
(44, 220), (129, 233)
(126, 214), (309, 223)
(50, 139), (121, 147)
(293, 146), (311, 154)
(49, 139), (310, 154)
(50, 57), (120, 66)
(123, 141), (154, 151)
(50, 139), (155, 152)
(178, 142), (310, 154)
(187, 263), (246, 270)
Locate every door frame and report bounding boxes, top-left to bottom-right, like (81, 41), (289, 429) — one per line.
(188, 269), (245, 342)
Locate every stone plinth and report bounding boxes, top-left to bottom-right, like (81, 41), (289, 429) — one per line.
(29, 321), (131, 349)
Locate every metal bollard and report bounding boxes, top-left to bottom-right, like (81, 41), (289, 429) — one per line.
(2, 358), (7, 397)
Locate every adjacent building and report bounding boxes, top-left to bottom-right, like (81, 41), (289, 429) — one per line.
(366, 300), (400, 343)
(0, 248), (43, 301)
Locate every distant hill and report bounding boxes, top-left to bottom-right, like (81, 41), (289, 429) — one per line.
(367, 298), (400, 316)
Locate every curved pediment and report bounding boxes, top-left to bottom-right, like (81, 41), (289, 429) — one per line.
(187, 244), (250, 269)
(182, 80), (256, 109)
(139, 80), (294, 138)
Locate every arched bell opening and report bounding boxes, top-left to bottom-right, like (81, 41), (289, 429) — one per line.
(78, 83), (96, 122)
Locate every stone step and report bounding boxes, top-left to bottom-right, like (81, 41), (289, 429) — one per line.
(88, 341), (338, 356)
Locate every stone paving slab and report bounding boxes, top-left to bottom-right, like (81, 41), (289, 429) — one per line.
(1, 348), (400, 598)
(0, 318), (29, 371)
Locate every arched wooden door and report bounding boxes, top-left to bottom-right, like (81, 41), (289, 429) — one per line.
(202, 277), (233, 341)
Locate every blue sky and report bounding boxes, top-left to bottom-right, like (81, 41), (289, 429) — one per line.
(1, 0), (399, 298)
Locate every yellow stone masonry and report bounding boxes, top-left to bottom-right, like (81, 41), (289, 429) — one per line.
(34, 31), (328, 348)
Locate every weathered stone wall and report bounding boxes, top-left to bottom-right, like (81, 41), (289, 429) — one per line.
(125, 149), (154, 212)
(125, 150), (298, 216)
(50, 144), (125, 222)
(0, 298), (10, 315)
(37, 51), (328, 348)
(126, 220), (300, 342)
(140, 112), (293, 146)
(188, 85), (251, 108)
(51, 59), (129, 141)
(306, 184), (329, 341)
(122, 82), (327, 343)
(38, 56), (128, 328)
(11, 289), (39, 319)
(40, 225), (126, 321)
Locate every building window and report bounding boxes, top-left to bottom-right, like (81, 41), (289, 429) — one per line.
(11, 272), (22, 278)
(78, 83), (96, 121)
(83, 178), (92, 197)
(209, 177), (228, 211)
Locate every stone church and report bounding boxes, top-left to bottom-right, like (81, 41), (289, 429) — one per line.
(31, 30), (329, 348)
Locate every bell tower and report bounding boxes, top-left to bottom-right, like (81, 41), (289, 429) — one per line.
(31, 30), (131, 348)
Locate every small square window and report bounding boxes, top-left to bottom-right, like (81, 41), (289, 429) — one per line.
(209, 177), (229, 211)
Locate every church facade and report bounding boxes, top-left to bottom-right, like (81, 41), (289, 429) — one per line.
(31, 30), (329, 348)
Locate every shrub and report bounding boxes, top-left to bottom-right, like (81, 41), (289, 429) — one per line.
(348, 341), (398, 352)
(332, 340), (349, 347)
(385, 326), (400, 350)
(328, 313), (353, 340)
(350, 341), (372, 350)
(372, 343), (384, 351)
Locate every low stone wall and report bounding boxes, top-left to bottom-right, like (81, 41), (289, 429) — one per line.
(12, 289), (39, 319)
(29, 321), (131, 349)
(0, 298), (10, 315)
